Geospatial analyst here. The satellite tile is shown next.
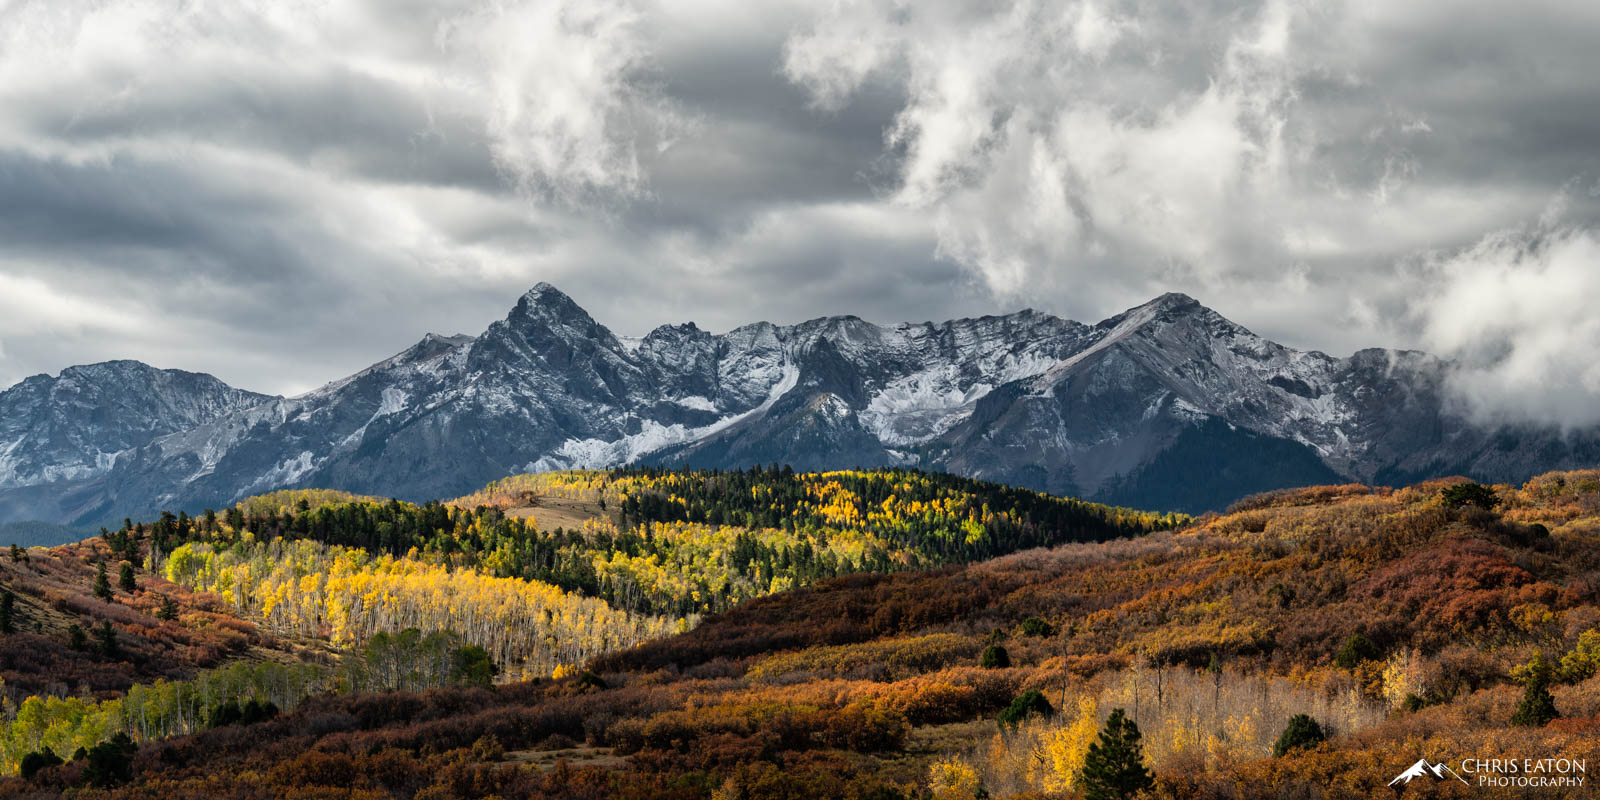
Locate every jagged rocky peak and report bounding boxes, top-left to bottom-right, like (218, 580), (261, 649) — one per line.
(1146, 290), (1202, 312)
(521, 280), (571, 303)
(0, 360), (272, 494)
(479, 282), (623, 361)
(506, 282), (599, 328)
(797, 314), (885, 345)
(6, 282), (1595, 526)
(642, 320), (709, 344)
(1087, 292), (1262, 351)
(403, 332), (474, 361)
(57, 359), (165, 382)
(1096, 291), (1205, 329)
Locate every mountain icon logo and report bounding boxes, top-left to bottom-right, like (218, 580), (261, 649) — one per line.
(1388, 758), (1470, 786)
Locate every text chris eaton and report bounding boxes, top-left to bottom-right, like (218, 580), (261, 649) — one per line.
(1461, 758), (1586, 788)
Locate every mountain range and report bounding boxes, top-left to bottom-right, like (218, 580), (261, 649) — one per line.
(3, 283), (1597, 528)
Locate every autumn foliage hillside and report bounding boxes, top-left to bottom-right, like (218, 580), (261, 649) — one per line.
(5, 471), (1598, 798)
(0, 467), (1182, 792)
(0, 538), (326, 702)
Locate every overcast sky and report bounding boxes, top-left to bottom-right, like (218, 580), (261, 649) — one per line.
(2, 0), (1598, 424)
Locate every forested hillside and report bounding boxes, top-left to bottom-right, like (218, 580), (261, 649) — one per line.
(0, 467), (1177, 788)
(5, 471), (1598, 797)
(0, 522), (85, 550)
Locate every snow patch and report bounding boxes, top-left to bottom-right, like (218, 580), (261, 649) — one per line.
(336, 387), (414, 450)
(0, 437), (23, 486)
(1170, 396), (1208, 420)
(1033, 301), (1167, 392)
(532, 363), (801, 470)
(859, 351), (1060, 446)
(860, 365), (990, 445)
(245, 450), (319, 493)
(377, 387), (410, 416)
(673, 395), (717, 412)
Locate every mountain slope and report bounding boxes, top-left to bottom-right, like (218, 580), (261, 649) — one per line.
(0, 361), (272, 490)
(13, 471), (1600, 799)
(4, 284), (1598, 525)
(0, 362), (273, 524)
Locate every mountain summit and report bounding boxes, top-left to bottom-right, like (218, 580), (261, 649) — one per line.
(0, 362), (273, 523)
(2, 285), (1597, 526)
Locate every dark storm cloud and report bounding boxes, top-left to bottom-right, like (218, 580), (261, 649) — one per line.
(1, 0), (1598, 424)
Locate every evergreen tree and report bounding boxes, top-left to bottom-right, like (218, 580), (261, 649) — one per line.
(1207, 653), (1223, 712)
(451, 644), (499, 687)
(1441, 482), (1498, 510)
(1020, 616), (1055, 637)
(9, 543), (24, 563)
(94, 562), (112, 602)
(1510, 651), (1559, 726)
(1272, 714), (1326, 756)
(119, 561), (137, 593)
(83, 732), (136, 787)
(980, 644), (1011, 669)
(157, 595), (179, 621)
(1079, 708), (1154, 800)
(997, 690), (1053, 729)
(19, 747), (62, 780)
(240, 698), (279, 725)
(67, 623), (87, 651)
(1512, 676), (1559, 727)
(1333, 633), (1379, 668)
(96, 620), (119, 658)
(0, 589), (14, 634)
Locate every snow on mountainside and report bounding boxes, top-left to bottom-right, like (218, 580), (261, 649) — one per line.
(0, 361), (272, 490)
(2, 284), (1598, 526)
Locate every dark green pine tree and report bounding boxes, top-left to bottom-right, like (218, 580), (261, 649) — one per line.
(1080, 708), (1155, 800)
(96, 620), (119, 658)
(1512, 679), (1559, 727)
(119, 562), (137, 593)
(1512, 652), (1560, 727)
(0, 590), (15, 634)
(1272, 714), (1326, 756)
(980, 643), (1011, 669)
(94, 562), (113, 602)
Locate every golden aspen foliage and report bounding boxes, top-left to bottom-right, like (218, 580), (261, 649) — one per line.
(158, 538), (679, 680)
(927, 756), (983, 800)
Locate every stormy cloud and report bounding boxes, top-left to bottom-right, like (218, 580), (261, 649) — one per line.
(1, 0), (1597, 423)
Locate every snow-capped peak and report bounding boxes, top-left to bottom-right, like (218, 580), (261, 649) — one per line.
(1, 282), (1573, 526)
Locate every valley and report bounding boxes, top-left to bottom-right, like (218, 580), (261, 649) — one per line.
(0, 468), (1596, 797)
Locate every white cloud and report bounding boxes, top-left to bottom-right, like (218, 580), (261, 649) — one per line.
(0, 0), (698, 392)
(0, 271), (141, 336)
(779, 0), (1600, 428)
(441, 0), (692, 204)
(0, 0), (679, 201)
(0, 0), (1598, 433)
(1413, 222), (1600, 428)
(780, 0), (903, 112)
(782, 0), (1305, 297)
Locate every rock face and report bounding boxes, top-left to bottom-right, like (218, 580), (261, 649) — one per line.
(3, 284), (1597, 526)
(0, 361), (273, 524)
